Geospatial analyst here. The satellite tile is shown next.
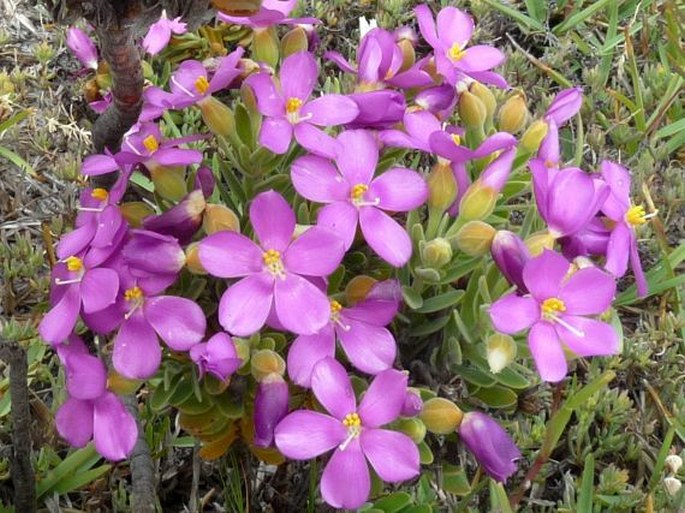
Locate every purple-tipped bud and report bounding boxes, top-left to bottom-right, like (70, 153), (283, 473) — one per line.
(491, 230), (531, 293)
(142, 189), (206, 244)
(194, 167), (216, 199)
(401, 388), (423, 417)
(253, 373), (289, 448)
(415, 85), (457, 115)
(459, 412), (520, 482)
(66, 27), (98, 70)
(394, 26), (418, 45)
(545, 87), (583, 126)
(123, 229), (186, 275)
(190, 332), (242, 381)
(348, 90), (406, 129)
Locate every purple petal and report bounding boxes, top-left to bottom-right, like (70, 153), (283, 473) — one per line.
(274, 273), (330, 335)
(320, 442), (371, 510)
(291, 155), (349, 203)
(280, 51), (318, 100)
(287, 324), (336, 388)
(344, 287), (400, 326)
(248, 73), (285, 116)
(324, 50), (357, 74)
(538, 120), (560, 166)
(605, 222), (631, 277)
(348, 90), (406, 129)
(429, 131), (473, 163)
(522, 250), (570, 302)
(219, 273), (274, 336)
(546, 169), (608, 236)
(39, 285), (80, 344)
(528, 321), (567, 382)
(90, 206), (124, 248)
(254, 376), (289, 447)
(93, 392), (138, 461)
(208, 47), (244, 93)
(112, 312), (162, 379)
(545, 87), (583, 126)
(600, 160), (631, 218)
(144, 296), (206, 351)
(317, 201), (359, 250)
(311, 357), (356, 419)
(250, 190), (295, 251)
(472, 132), (518, 159)
(56, 398), (93, 447)
(66, 27), (98, 69)
(358, 369), (407, 427)
(630, 235), (648, 297)
(142, 19), (172, 55)
(459, 412), (520, 482)
(293, 123), (341, 159)
(199, 231), (263, 278)
(81, 154), (120, 176)
(468, 70), (509, 89)
(359, 207), (412, 267)
(64, 353), (107, 400)
(56, 223), (96, 260)
(414, 4), (439, 48)
(361, 428), (420, 482)
(153, 147), (203, 167)
(459, 46), (506, 72)
(336, 130), (378, 185)
(379, 129), (422, 151)
(556, 316), (619, 357)
(259, 117), (293, 154)
(370, 167), (427, 212)
(80, 268), (119, 314)
(284, 227), (345, 277)
(337, 320), (396, 375)
(560, 267), (616, 315)
(489, 294), (539, 334)
(302, 95), (360, 126)
(274, 410), (346, 459)
(169, 60), (206, 100)
(436, 6), (473, 46)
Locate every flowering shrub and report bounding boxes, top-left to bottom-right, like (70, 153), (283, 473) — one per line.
(46, 1), (658, 509)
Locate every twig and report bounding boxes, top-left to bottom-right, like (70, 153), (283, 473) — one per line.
(123, 394), (159, 513)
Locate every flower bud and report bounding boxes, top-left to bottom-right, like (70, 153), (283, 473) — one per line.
(458, 90), (487, 128)
(66, 27), (98, 70)
(454, 221), (496, 257)
(491, 230), (530, 292)
(664, 477), (682, 496)
(486, 333), (517, 374)
(458, 412), (521, 482)
(194, 166), (216, 199)
(107, 370), (142, 395)
(253, 27), (280, 69)
(143, 189), (206, 244)
(394, 417), (426, 444)
(281, 26), (308, 57)
(458, 184), (497, 221)
(520, 119), (549, 153)
(401, 388), (424, 418)
(397, 39), (416, 72)
(427, 160), (457, 211)
(122, 230), (186, 275)
(253, 373), (289, 448)
(198, 96), (236, 139)
(251, 349), (286, 382)
(665, 454), (683, 474)
(419, 398), (464, 434)
(525, 230), (556, 256)
(190, 333), (242, 381)
(344, 275), (377, 305)
(149, 165), (187, 202)
(211, 0), (262, 16)
(469, 82), (497, 123)
(119, 201), (155, 228)
(185, 242), (206, 274)
(497, 93), (529, 134)
(203, 204), (241, 234)
(545, 87), (583, 126)
(415, 84), (456, 114)
(420, 238), (453, 269)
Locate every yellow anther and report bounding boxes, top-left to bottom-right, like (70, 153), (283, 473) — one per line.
(350, 183), (369, 201)
(286, 97), (303, 114)
(262, 249), (282, 266)
(541, 297), (566, 318)
(124, 286), (144, 302)
(448, 42), (465, 62)
(544, 159), (557, 169)
(195, 75), (210, 95)
(342, 412), (361, 428)
(65, 256), (84, 273)
(142, 135), (159, 153)
(330, 300), (343, 315)
(91, 188), (109, 201)
(625, 205), (647, 226)
(451, 133), (461, 146)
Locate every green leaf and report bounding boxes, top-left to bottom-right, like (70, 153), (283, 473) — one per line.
(36, 445), (99, 498)
(53, 464), (111, 494)
(418, 440), (433, 465)
(402, 285), (424, 310)
(234, 103), (254, 148)
(474, 385), (518, 409)
(524, 0), (548, 23)
(453, 365), (497, 387)
(441, 464), (471, 496)
(553, 0), (615, 35)
(415, 289), (465, 313)
(372, 492), (412, 513)
(409, 315), (450, 337)
(479, 0), (546, 32)
(490, 481), (515, 513)
(494, 365), (531, 390)
(0, 146), (36, 178)
(577, 453), (595, 513)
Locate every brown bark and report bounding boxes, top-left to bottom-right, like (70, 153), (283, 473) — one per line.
(123, 393), (158, 513)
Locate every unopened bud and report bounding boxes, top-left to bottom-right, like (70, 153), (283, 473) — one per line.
(525, 230), (556, 256)
(253, 373), (289, 448)
(398, 39), (416, 72)
(281, 26), (308, 57)
(491, 230), (530, 292)
(470, 82), (497, 123)
(420, 397), (464, 434)
(211, 0), (262, 16)
(198, 96), (236, 138)
(497, 93), (529, 134)
(143, 189), (206, 244)
(185, 242), (206, 274)
(486, 333), (517, 374)
(203, 204), (241, 234)
(520, 119), (549, 153)
(427, 160), (457, 211)
(149, 165), (187, 202)
(401, 388), (424, 418)
(665, 454), (683, 474)
(345, 275), (377, 305)
(107, 370), (142, 395)
(664, 476), (682, 496)
(253, 27), (280, 68)
(119, 201), (154, 228)
(421, 238), (453, 269)
(394, 417), (426, 444)
(454, 221), (496, 257)
(251, 349), (286, 382)
(458, 90), (487, 128)
(459, 184), (497, 221)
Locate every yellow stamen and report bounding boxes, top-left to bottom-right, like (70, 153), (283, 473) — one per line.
(625, 205), (647, 226)
(195, 75), (210, 95)
(342, 412), (361, 428)
(448, 42), (465, 62)
(451, 133), (461, 146)
(350, 183), (369, 201)
(142, 135), (159, 153)
(91, 188), (109, 201)
(65, 256), (84, 272)
(541, 297), (566, 318)
(330, 300), (343, 315)
(286, 97), (303, 114)
(124, 286), (144, 302)
(263, 249), (285, 277)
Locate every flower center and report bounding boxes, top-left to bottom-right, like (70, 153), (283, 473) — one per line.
(195, 75), (210, 95)
(541, 297), (566, 319)
(625, 205), (647, 226)
(142, 135), (159, 153)
(91, 188), (109, 201)
(448, 43), (465, 62)
(285, 97), (303, 123)
(65, 256), (84, 272)
(351, 183), (368, 203)
(451, 133), (461, 146)
(263, 249), (285, 278)
(330, 300), (342, 316)
(339, 412), (362, 450)
(544, 159), (557, 169)
(124, 286), (144, 317)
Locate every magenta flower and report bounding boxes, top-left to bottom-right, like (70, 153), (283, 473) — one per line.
(459, 412), (520, 482)
(414, 84), (457, 116)
(39, 255), (119, 344)
(117, 122), (203, 170)
(600, 160), (649, 296)
(247, 51), (359, 157)
(142, 189), (207, 244)
(414, 5), (506, 87)
(291, 129), (427, 266)
(254, 373), (289, 447)
(122, 230), (187, 276)
(491, 230), (531, 293)
(54, 336), (137, 461)
(347, 90), (406, 130)
(537, 88), (584, 170)
(190, 332), (242, 381)
(89, 91), (112, 114)
(275, 357), (420, 510)
(217, 0), (318, 28)
(142, 10), (187, 56)
(287, 279), (401, 386)
(198, 190), (345, 336)
(66, 27), (98, 70)
(489, 250), (619, 382)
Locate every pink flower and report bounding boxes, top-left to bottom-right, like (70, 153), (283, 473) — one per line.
(217, 0), (318, 29)
(291, 129), (427, 266)
(459, 412), (520, 482)
(190, 332), (242, 381)
(66, 27), (98, 70)
(275, 357), (420, 510)
(142, 10), (187, 56)
(198, 190), (345, 336)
